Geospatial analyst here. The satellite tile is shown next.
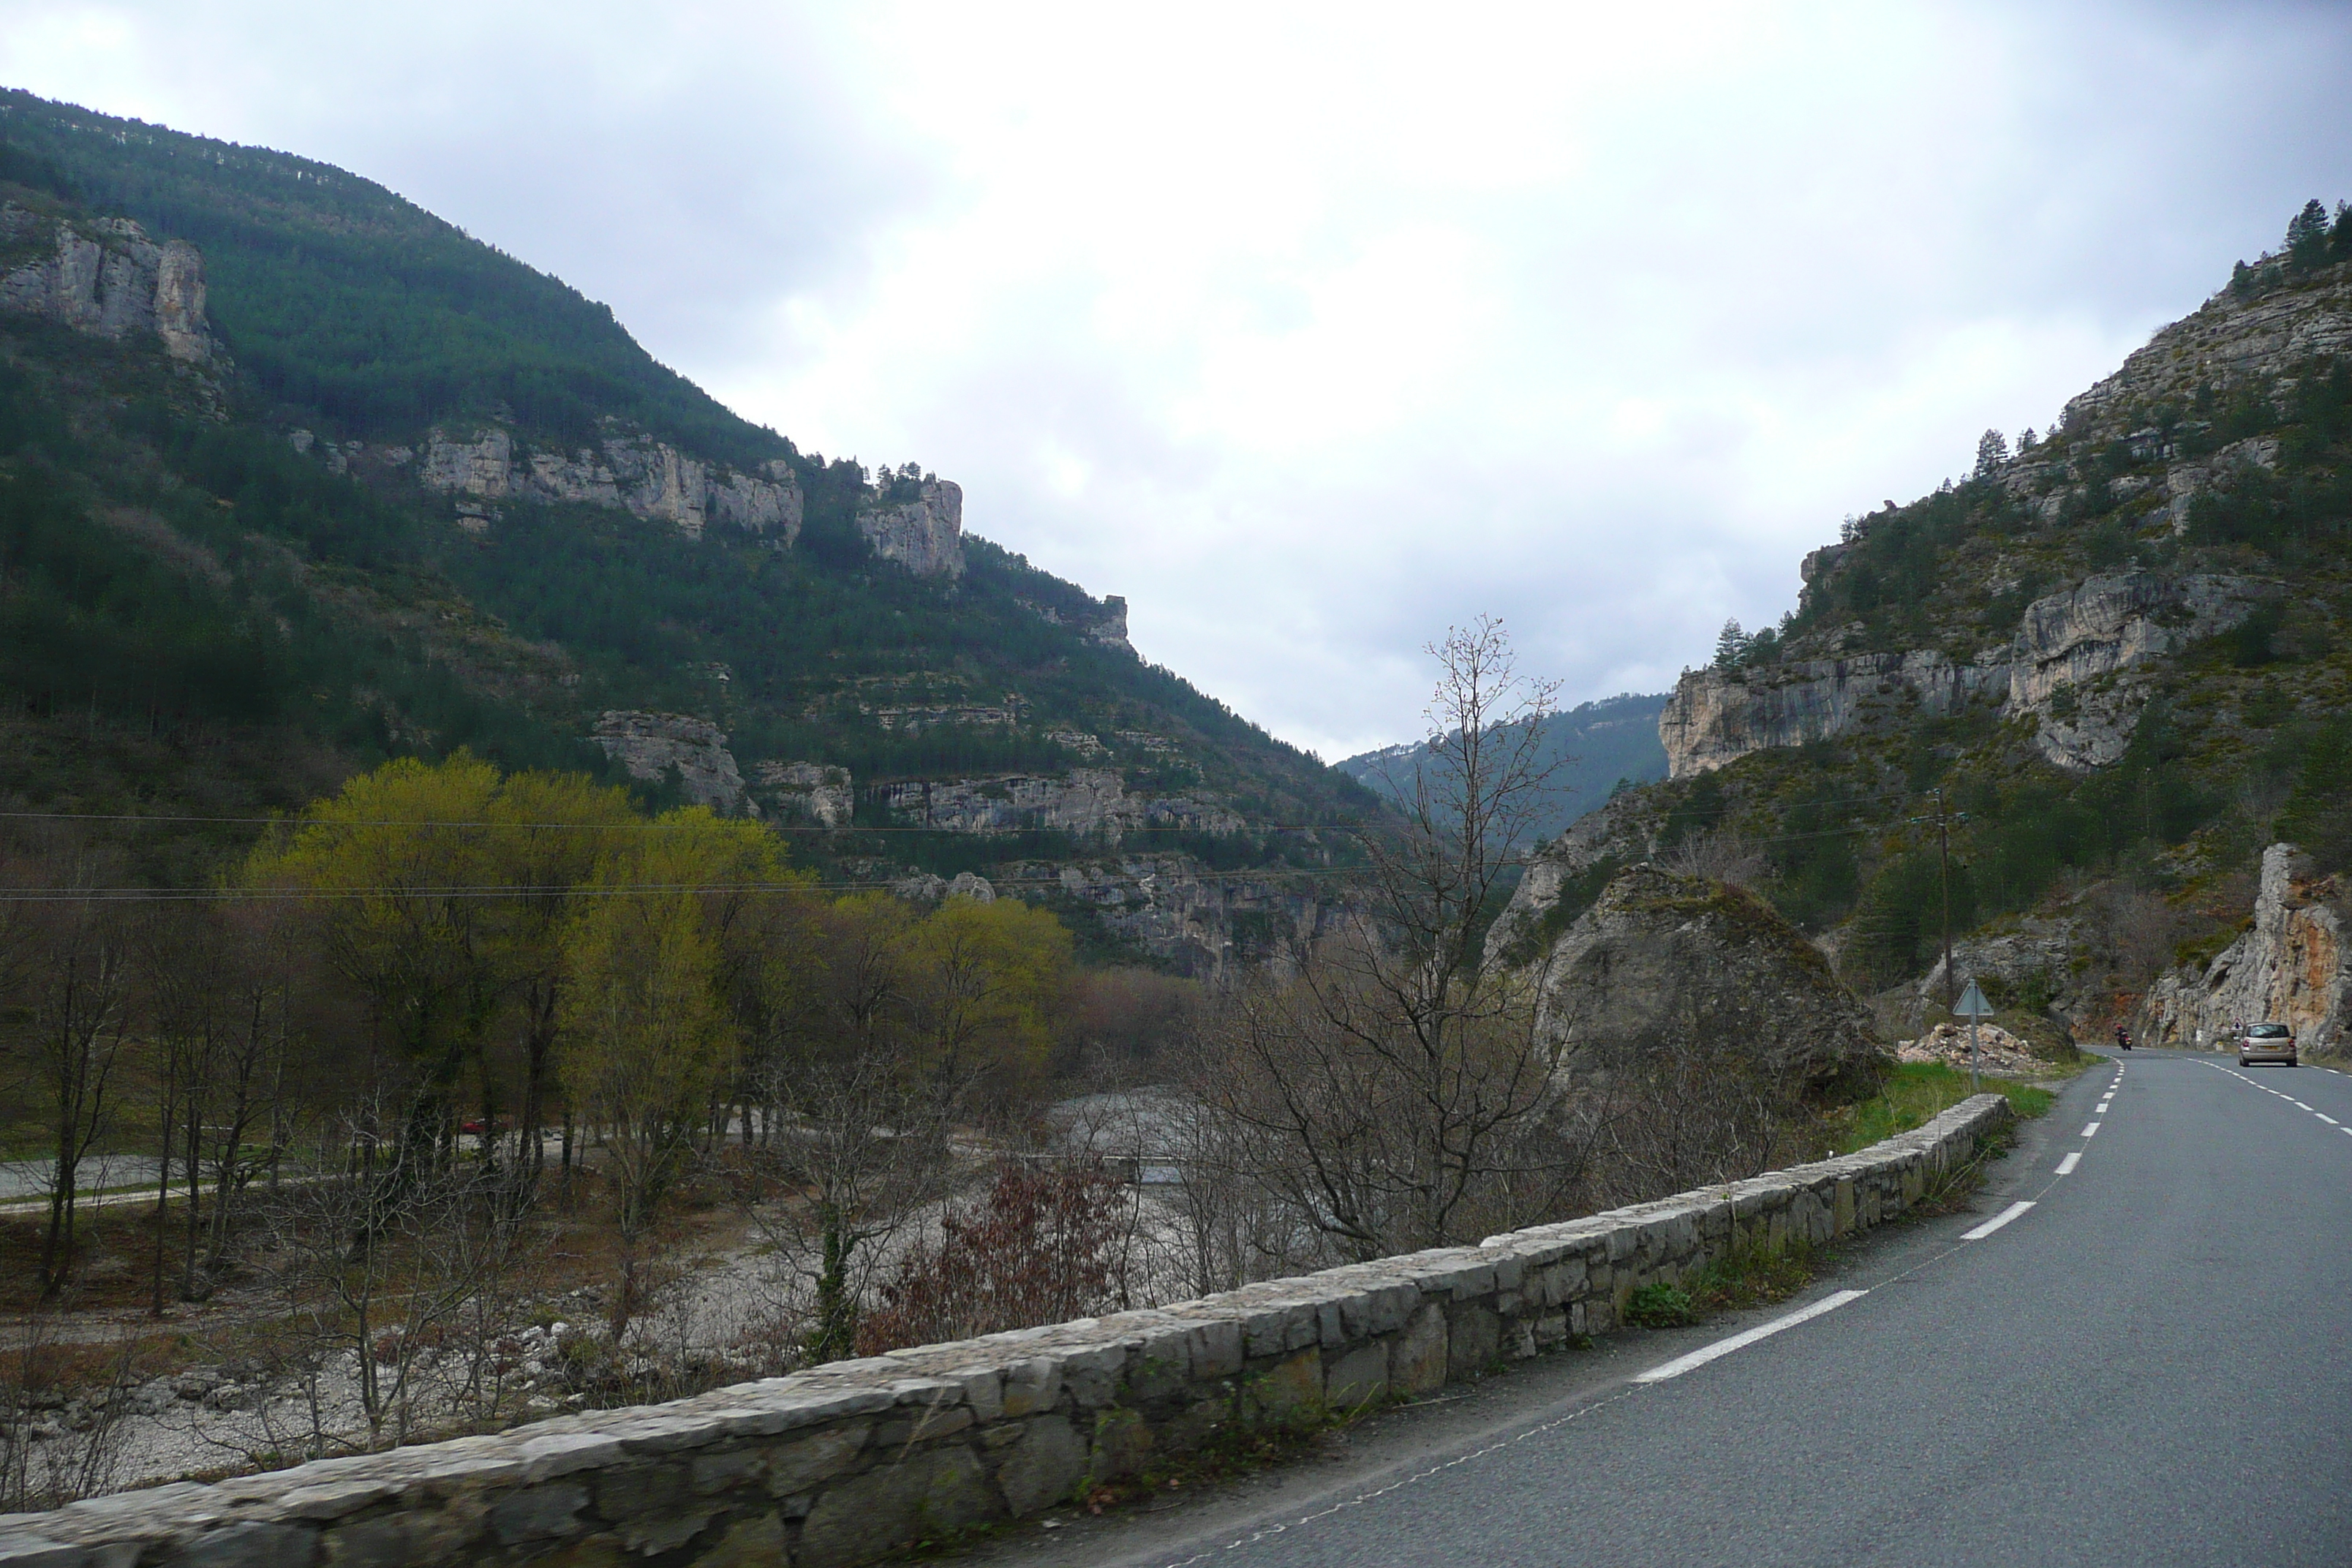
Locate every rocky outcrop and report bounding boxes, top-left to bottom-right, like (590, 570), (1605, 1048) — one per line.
(1918, 922), (2078, 1016)
(755, 761), (853, 828)
(2139, 843), (2351, 1054)
(877, 769), (1243, 842)
(2062, 260), (2352, 434)
(1531, 864), (1886, 1093)
(1660, 571), (2278, 777)
(857, 478), (965, 577)
(1049, 854), (1345, 976)
(588, 711), (756, 815)
(1660, 650), (2002, 778)
(1021, 594), (1134, 654)
(415, 422), (801, 543)
(0, 203), (216, 363)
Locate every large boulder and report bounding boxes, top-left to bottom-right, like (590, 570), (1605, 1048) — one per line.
(1531, 863), (1886, 1096)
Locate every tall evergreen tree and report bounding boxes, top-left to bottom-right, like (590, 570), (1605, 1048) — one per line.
(1974, 429), (2009, 477)
(2287, 198), (2332, 266)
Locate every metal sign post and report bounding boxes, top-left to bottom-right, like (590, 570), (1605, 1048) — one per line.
(1955, 979), (1995, 1094)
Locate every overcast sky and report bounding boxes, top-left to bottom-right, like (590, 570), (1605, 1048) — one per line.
(6, 2), (2351, 758)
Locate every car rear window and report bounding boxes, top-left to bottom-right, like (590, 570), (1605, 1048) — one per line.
(2250, 1024), (2290, 1038)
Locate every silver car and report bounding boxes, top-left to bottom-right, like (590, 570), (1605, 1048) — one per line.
(2239, 1022), (2298, 1067)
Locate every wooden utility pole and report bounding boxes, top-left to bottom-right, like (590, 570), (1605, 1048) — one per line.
(1935, 788), (1956, 1013)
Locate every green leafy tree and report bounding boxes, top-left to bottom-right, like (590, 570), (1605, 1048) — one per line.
(557, 808), (786, 1333)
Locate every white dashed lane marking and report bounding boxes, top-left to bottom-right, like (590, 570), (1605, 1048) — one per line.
(2055, 1152), (2082, 1175)
(1962, 1202), (2035, 1242)
(1632, 1291), (1870, 1384)
(2083, 1123), (2101, 1137)
(2200, 1060), (2352, 1142)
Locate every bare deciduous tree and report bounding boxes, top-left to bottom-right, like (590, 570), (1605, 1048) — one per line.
(1659, 827), (1769, 889)
(10, 864), (138, 1298)
(1202, 618), (1591, 1259)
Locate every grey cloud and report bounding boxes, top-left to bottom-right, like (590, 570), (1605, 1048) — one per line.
(7, 1), (2352, 757)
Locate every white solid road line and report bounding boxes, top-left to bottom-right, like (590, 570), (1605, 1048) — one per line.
(1632, 1290), (1870, 1384)
(2056, 1152), (2082, 1175)
(1962, 1201), (2036, 1241)
(2083, 1122), (2101, 1137)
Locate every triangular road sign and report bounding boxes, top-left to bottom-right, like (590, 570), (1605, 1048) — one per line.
(1954, 979), (1994, 1019)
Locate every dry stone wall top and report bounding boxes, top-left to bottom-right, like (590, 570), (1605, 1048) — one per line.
(0, 1095), (2012, 1568)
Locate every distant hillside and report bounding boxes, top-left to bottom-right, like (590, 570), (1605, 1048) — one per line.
(0, 89), (1380, 962)
(1338, 693), (1670, 847)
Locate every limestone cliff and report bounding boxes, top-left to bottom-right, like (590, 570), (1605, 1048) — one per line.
(1660, 570), (2277, 777)
(2140, 844), (2351, 1053)
(410, 422), (801, 543)
(1532, 864), (1886, 1093)
(1019, 595), (1134, 654)
(755, 761), (855, 828)
(875, 768), (1243, 841)
(588, 711), (756, 815)
(0, 202), (216, 364)
(1049, 854), (1346, 977)
(856, 479), (965, 578)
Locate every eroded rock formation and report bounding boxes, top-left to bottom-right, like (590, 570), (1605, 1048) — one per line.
(1532, 863), (1887, 1093)
(2140, 843), (2351, 1052)
(588, 711), (755, 815)
(414, 423), (802, 543)
(0, 203), (216, 363)
(856, 478), (965, 578)
(1659, 571), (2278, 777)
(1020, 595), (1134, 654)
(755, 761), (854, 828)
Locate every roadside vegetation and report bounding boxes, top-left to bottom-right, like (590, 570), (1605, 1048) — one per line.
(1824, 1062), (2058, 1157)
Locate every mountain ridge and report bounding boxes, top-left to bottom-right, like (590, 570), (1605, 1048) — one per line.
(0, 88), (1379, 968)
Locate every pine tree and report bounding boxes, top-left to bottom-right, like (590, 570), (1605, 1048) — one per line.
(1713, 618), (1749, 669)
(2286, 198), (2331, 266)
(1974, 429), (2009, 478)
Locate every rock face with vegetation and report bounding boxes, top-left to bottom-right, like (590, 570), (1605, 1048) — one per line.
(873, 767), (1244, 840)
(588, 711), (755, 815)
(415, 421), (803, 542)
(1507, 200), (2352, 1036)
(1526, 864), (1886, 1094)
(856, 475), (965, 578)
(0, 199), (215, 363)
(2140, 843), (2351, 1051)
(1659, 570), (2278, 777)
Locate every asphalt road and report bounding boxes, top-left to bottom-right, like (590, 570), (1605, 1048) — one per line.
(983, 1051), (2352, 1568)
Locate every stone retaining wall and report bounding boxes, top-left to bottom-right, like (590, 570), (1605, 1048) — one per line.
(0, 1094), (2013, 1568)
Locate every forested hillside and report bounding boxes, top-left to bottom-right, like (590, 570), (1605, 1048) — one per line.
(1340, 691), (1668, 848)
(0, 89), (1378, 953)
(1501, 202), (2352, 1041)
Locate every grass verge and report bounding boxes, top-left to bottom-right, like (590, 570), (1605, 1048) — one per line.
(1623, 1238), (1816, 1330)
(1824, 1061), (2055, 1156)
